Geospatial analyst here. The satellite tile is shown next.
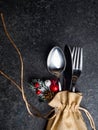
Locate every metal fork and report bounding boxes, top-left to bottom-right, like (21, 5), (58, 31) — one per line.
(71, 47), (83, 92)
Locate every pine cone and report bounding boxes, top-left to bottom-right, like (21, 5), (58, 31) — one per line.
(43, 90), (55, 101)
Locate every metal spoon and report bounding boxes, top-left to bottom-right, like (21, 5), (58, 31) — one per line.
(47, 46), (66, 91)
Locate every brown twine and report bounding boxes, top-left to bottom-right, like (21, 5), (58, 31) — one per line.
(0, 13), (54, 119)
(0, 12), (34, 117)
(0, 13), (96, 129)
(79, 107), (96, 130)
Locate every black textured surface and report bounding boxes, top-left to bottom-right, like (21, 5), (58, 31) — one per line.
(0, 0), (98, 130)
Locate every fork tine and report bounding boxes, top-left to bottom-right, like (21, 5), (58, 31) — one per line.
(76, 47), (80, 70)
(74, 47), (78, 69)
(71, 47), (75, 68)
(80, 48), (83, 70)
(72, 47), (77, 70)
(72, 47), (83, 71)
(71, 47), (75, 59)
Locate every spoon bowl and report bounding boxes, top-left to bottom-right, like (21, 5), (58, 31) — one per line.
(47, 46), (66, 90)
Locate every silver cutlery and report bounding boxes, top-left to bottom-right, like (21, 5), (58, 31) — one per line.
(71, 47), (83, 92)
(63, 45), (72, 91)
(47, 46), (66, 91)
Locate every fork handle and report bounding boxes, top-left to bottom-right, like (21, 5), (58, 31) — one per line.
(72, 86), (76, 92)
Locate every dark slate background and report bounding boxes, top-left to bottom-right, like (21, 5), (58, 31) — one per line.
(0, 0), (98, 130)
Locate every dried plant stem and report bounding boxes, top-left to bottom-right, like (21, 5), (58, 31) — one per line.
(0, 70), (22, 92)
(0, 13), (54, 119)
(0, 13), (34, 117)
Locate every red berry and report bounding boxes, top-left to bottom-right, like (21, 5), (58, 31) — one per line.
(34, 82), (40, 88)
(36, 90), (41, 95)
(50, 84), (59, 92)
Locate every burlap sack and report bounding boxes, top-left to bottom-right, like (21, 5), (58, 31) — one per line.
(46, 91), (96, 130)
